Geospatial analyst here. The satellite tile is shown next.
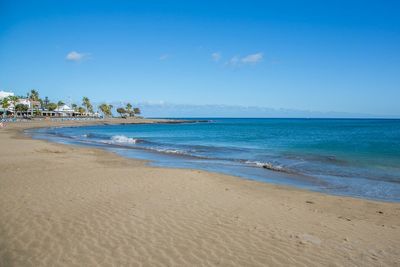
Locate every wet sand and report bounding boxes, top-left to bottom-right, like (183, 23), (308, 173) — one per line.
(0, 118), (399, 266)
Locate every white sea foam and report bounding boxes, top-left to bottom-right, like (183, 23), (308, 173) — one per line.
(153, 148), (187, 155)
(245, 160), (285, 172)
(111, 135), (138, 144)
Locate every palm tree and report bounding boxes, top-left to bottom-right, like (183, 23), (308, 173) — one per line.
(71, 103), (78, 111)
(98, 104), (106, 117)
(82, 96), (89, 108)
(28, 89), (40, 116)
(47, 103), (57, 111)
(57, 101), (65, 110)
(133, 107), (141, 115)
(98, 103), (113, 117)
(1, 97), (10, 118)
(78, 106), (86, 114)
(8, 96), (19, 118)
(43, 96), (50, 109)
(15, 103), (28, 113)
(126, 103), (132, 116)
(82, 97), (93, 114)
(116, 107), (127, 117)
(28, 89), (39, 101)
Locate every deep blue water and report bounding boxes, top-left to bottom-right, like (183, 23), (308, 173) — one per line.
(29, 118), (400, 202)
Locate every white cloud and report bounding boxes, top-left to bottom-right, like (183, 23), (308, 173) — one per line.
(159, 54), (170, 60)
(241, 52), (263, 64)
(224, 52), (264, 67)
(66, 51), (89, 62)
(211, 52), (221, 62)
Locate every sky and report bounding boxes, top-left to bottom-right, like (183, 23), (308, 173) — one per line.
(0, 0), (399, 117)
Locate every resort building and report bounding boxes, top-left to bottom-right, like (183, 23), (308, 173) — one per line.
(1, 91), (100, 118)
(0, 91), (15, 116)
(54, 104), (78, 117)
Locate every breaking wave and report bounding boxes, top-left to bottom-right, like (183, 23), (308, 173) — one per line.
(244, 160), (289, 173)
(110, 135), (139, 144)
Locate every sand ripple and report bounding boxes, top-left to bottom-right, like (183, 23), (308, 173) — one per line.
(1, 124), (400, 266)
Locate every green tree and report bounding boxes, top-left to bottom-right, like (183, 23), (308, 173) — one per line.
(78, 107), (86, 114)
(57, 101), (65, 110)
(34, 109), (41, 116)
(1, 97), (10, 109)
(43, 96), (50, 109)
(116, 107), (127, 117)
(98, 103), (113, 117)
(125, 103), (132, 115)
(82, 97), (93, 114)
(47, 103), (58, 111)
(8, 96), (19, 118)
(15, 103), (28, 112)
(28, 89), (41, 116)
(1, 97), (10, 118)
(28, 89), (39, 101)
(133, 107), (141, 115)
(71, 103), (78, 111)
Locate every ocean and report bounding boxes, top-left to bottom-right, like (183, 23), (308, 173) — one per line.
(29, 118), (400, 202)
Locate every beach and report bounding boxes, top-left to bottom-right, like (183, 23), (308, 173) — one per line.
(0, 119), (399, 266)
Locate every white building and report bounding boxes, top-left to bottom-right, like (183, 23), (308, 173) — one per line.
(0, 91), (15, 115)
(17, 99), (32, 107)
(0, 91), (14, 100)
(54, 104), (75, 117)
(55, 104), (74, 112)
(0, 93), (36, 109)
(5, 99), (34, 109)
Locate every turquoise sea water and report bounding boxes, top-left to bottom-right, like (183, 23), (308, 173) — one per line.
(29, 118), (400, 202)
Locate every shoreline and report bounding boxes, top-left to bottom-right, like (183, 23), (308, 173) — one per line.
(26, 118), (400, 203)
(24, 121), (349, 203)
(1, 119), (399, 266)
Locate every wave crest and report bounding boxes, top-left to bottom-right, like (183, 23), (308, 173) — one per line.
(151, 148), (188, 155)
(111, 135), (139, 144)
(245, 161), (287, 172)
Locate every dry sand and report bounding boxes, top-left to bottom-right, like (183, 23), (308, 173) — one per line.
(0, 119), (399, 266)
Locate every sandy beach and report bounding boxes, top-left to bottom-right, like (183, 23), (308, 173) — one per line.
(0, 119), (399, 266)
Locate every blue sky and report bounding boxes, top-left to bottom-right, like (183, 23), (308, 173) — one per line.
(1, 0), (399, 117)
